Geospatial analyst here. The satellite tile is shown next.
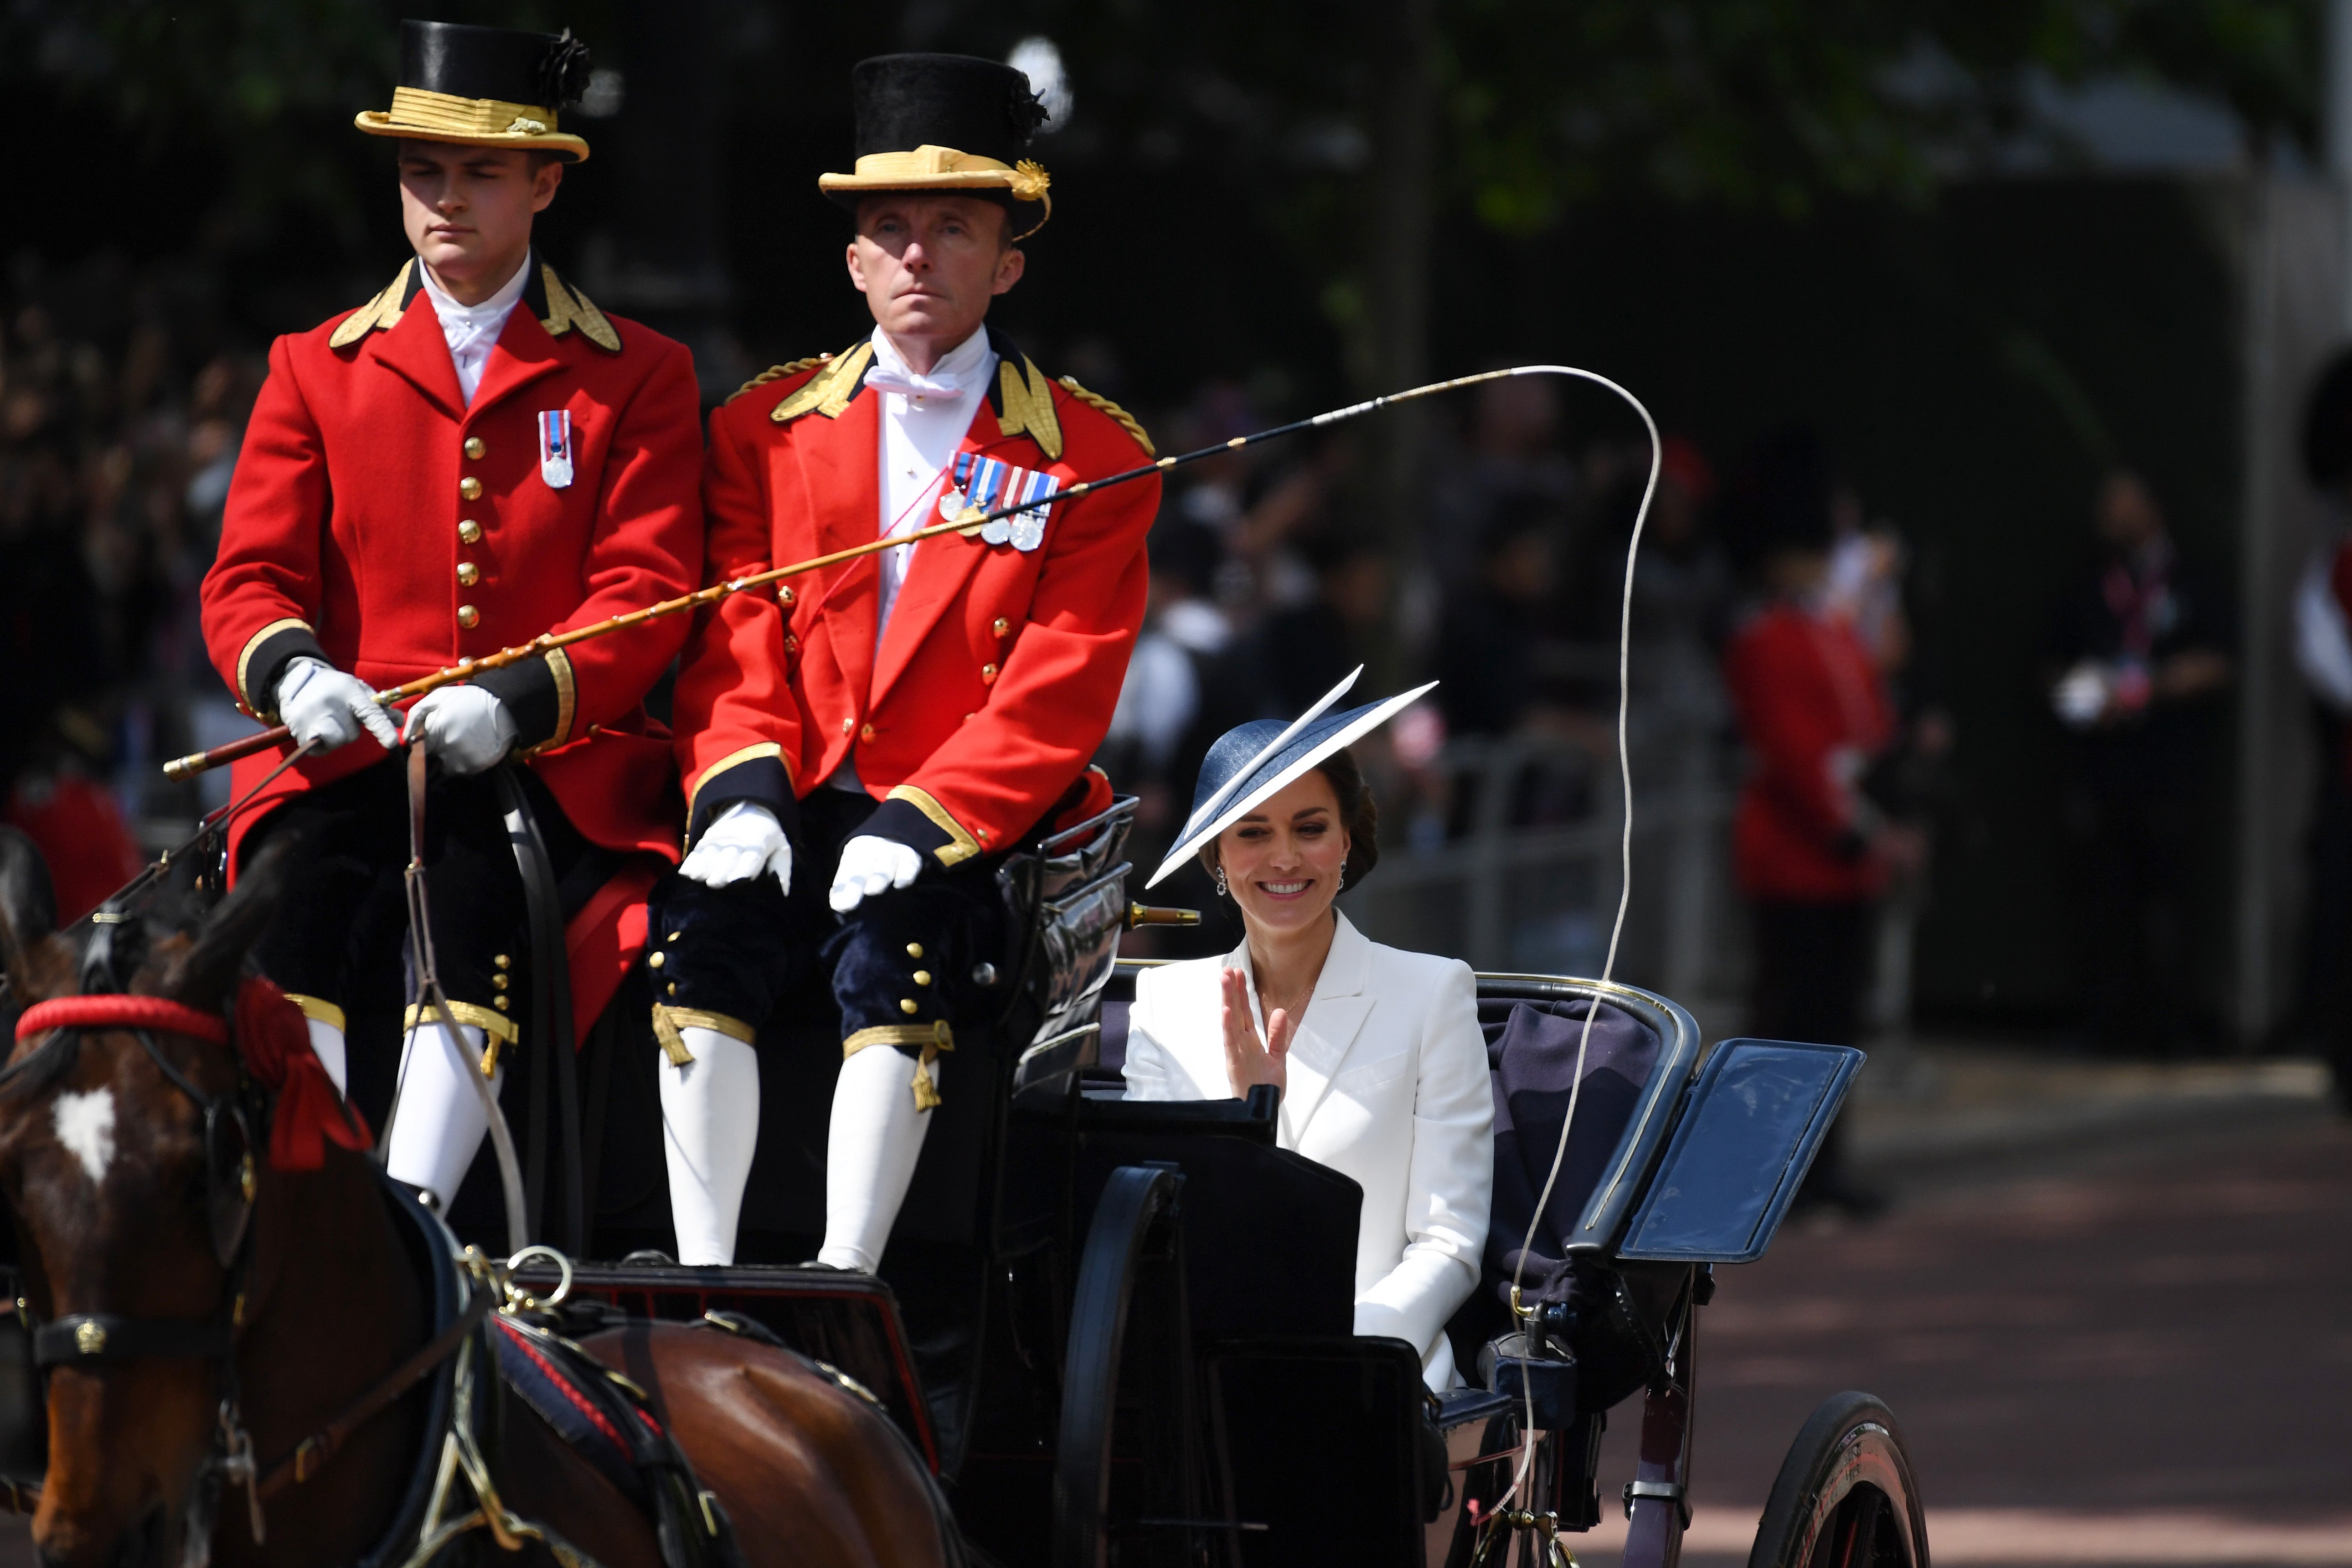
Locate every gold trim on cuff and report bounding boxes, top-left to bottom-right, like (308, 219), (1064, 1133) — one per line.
(884, 784), (983, 868)
(544, 647), (577, 749)
(843, 1020), (954, 1111)
(685, 742), (789, 830)
(281, 993), (346, 1034)
(651, 1006), (755, 1066)
(403, 1001), (519, 1077)
(236, 618), (313, 715)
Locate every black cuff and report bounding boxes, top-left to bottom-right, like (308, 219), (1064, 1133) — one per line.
(861, 797), (953, 865)
(246, 626), (327, 719)
(688, 757), (800, 849)
(475, 652), (566, 750)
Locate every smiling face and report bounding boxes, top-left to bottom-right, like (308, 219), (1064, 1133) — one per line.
(847, 194), (1025, 367)
(397, 141), (562, 301)
(1210, 769), (1351, 940)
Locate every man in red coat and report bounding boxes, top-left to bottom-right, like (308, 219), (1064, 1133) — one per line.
(1722, 430), (1911, 1213)
(199, 21), (702, 1212)
(653, 54), (1157, 1267)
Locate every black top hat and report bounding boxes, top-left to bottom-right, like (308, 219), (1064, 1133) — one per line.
(356, 20), (594, 162)
(820, 53), (1055, 237)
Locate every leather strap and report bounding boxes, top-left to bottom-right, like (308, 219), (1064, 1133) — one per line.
(253, 1287), (495, 1501)
(34, 1312), (235, 1366)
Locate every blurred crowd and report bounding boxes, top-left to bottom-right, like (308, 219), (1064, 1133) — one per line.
(0, 261), (267, 921)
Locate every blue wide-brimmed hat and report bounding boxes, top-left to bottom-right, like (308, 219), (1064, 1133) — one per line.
(1145, 668), (1439, 889)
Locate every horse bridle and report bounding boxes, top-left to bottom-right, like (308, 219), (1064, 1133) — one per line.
(3, 907), (264, 1365)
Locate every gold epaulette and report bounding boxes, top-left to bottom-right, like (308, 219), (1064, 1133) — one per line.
(728, 355), (830, 404)
(771, 342), (876, 424)
(1057, 376), (1154, 456)
(327, 261), (413, 350)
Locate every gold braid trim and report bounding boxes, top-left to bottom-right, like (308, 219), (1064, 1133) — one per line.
(404, 1001), (519, 1077)
(281, 993), (346, 1034)
(885, 784), (983, 867)
(995, 357), (1063, 461)
(539, 265), (621, 352)
(328, 262), (413, 350)
(728, 355), (830, 405)
(651, 1006), (756, 1066)
(1057, 377), (1155, 456)
(772, 342), (875, 424)
(843, 1020), (955, 1111)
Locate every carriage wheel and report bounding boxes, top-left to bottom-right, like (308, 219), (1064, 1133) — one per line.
(1052, 1164), (1198, 1568)
(1747, 1392), (1929, 1568)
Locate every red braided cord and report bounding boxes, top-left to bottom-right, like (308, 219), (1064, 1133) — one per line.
(15, 996), (227, 1044)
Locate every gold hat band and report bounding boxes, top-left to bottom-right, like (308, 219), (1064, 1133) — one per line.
(355, 85), (592, 160)
(819, 144), (1050, 202)
(384, 85), (558, 138)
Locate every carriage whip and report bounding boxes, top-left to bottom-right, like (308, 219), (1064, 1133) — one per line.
(161, 365), (1633, 782)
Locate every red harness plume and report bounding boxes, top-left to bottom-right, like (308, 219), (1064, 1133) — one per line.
(14, 979), (371, 1171)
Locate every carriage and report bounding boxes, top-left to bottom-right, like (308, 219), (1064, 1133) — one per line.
(501, 794), (1929, 1568)
(0, 785), (1926, 1568)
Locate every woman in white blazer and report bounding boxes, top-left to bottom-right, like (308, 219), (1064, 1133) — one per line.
(1122, 672), (1493, 1389)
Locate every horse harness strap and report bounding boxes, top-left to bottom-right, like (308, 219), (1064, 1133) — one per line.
(251, 1288), (495, 1501)
(33, 1313), (235, 1366)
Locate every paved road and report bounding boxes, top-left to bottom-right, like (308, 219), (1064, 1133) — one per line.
(1581, 1100), (2352, 1566)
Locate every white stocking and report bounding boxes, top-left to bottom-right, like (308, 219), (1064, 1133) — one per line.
(658, 1028), (762, 1265)
(385, 1021), (502, 1212)
(815, 1044), (934, 1273)
(304, 1017), (347, 1097)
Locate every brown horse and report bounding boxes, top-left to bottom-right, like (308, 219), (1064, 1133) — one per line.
(0, 832), (955, 1568)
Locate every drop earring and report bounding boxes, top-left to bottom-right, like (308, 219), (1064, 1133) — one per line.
(1213, 866), (1229, 897)
(1336, 863), (1346, 892)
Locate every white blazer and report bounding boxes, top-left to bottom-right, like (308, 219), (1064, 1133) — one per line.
(1121, 913), (1494, 1389)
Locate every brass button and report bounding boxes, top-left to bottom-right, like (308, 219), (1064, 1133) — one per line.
(992, 617), (1011, 638)
(913, 970), (932, 987)
(492, 973), (509, 991)
(840, 717), (853, 735)
(906, 943), (924, 960)
(464, 436), (486, 460)
(459, 520), (482, 545)
(778, 585), (795, 606)
(667, 982), (677, 996)
(899, 998), (919, 1016)
(980, 663), (999, 684)
(860, 722), (876, 743)
(648, 951), (665, 969)
(457, 605), (479, 629)
(666, 930), (681, 943)
(459, 476), (483, 501)
(495, 954), (511, 970)
(456, 562), (480, 587)
(493, 995), (510, 1011)
(784, 634), (800, 654)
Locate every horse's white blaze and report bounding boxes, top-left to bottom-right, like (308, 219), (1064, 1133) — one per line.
(53, 1089), (116, 1184)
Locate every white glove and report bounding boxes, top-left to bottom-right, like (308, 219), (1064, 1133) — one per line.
(829, 835), (922, 913)
(679, 801), (794, 893)
(276, 658), (397, 754)
(402, 685), (519, 775)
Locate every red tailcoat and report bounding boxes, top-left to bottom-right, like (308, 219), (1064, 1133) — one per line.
(1723, 603), (1893, 903)
(201, 259), (704, 868)
(674, 330), (1157, 863)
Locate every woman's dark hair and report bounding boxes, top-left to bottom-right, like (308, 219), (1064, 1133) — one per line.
(1199, 745), (1381, 891)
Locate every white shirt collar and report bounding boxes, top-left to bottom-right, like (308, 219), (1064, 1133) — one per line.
(419, 250), (533, 330)
(866, 325), (995, 400)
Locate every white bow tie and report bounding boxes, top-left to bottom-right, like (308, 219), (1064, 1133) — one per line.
(865, 364), (969, 401)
